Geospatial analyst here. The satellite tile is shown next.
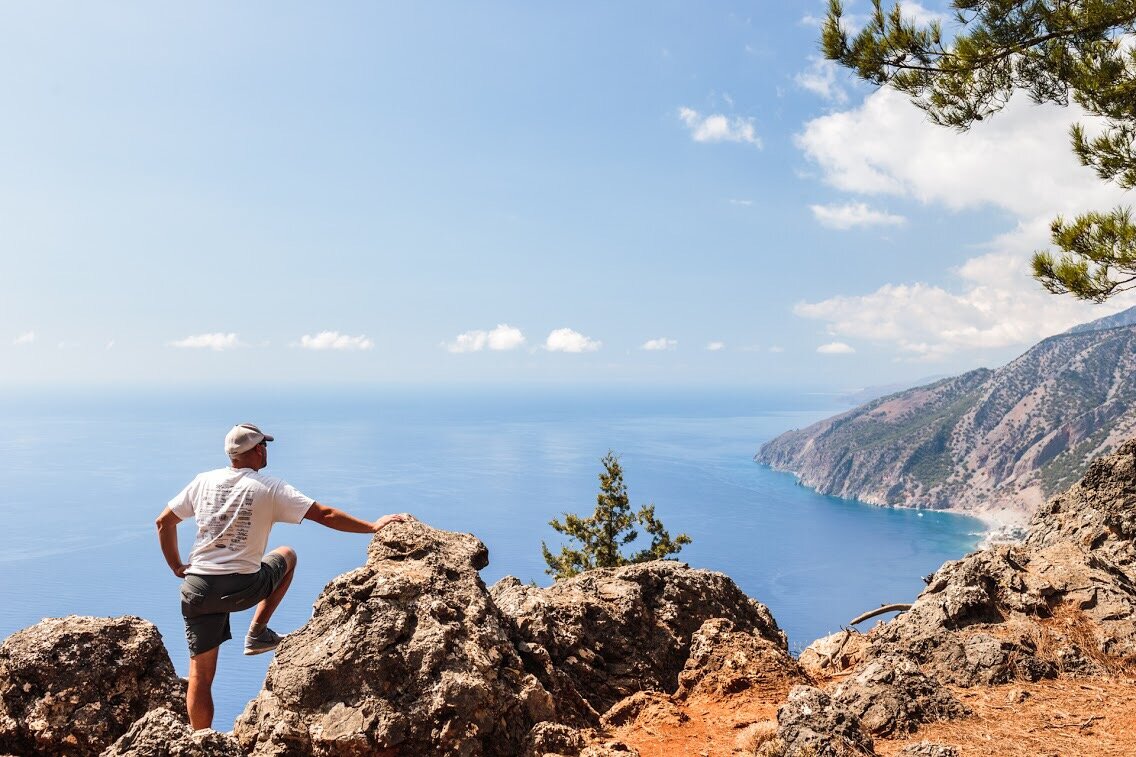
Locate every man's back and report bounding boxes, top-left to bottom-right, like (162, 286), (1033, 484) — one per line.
(169, 467), (312, 575)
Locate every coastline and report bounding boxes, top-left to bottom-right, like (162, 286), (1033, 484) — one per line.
(763, 460), (1029, 542)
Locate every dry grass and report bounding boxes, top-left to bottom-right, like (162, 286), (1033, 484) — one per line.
(876, 678), (1136, 757)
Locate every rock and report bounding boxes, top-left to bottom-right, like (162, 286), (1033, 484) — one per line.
(774, 685), (874, 756)
(101, 707), (241, 756)
(831, 655), (967, 736)
(520, 721), (585, 757)
(898, 742), (959, 757)
(675, 618), (807, 700)
(233, 520), (555, 756)
(579, 742), (638, 757)
(599, 691), (683, 729)
(0, 615), (186, 757)
(491, 560), (786, 724)
(852, 443), (1136, 683)
(799, 629), (870, 677)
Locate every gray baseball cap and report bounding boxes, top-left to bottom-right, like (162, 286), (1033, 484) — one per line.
(225, 423), (274, 456)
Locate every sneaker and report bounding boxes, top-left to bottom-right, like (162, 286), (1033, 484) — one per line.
(243, 627), (283, 656)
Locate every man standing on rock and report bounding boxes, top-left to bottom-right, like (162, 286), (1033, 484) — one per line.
(155, 422), (406, 730)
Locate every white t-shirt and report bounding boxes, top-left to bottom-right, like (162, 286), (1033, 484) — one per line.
(169, 467), (314, 575)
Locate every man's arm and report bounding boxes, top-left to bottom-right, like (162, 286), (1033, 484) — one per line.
(155, 507), (190, 578)
(303, 502), (407, 534)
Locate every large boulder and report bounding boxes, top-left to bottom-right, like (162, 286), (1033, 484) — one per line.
(0, 615), (186, 757)
(828, 441), (1136, 687)
(101, 707), (241, 756)
(233, 520), (555, 756)
(676, 618), (807, 700)
(830, 655), (967, 736)
(491, 560), (786, 724)
(770, 685), (874, 757)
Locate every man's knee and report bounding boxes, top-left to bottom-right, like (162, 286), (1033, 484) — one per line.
(272, 545), (297, 571)
(188, 647), (219, 684)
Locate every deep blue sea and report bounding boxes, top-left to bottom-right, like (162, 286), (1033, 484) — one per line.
(0, 386), (983, 730)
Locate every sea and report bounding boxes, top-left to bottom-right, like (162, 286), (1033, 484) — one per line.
(0, 386), (984, 730)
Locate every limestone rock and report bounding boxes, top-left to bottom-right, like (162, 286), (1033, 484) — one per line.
(675, 618), (807, 700)
(898, 742), (959, 757)
(774, 685), (874, 756)
(798, 629), (870, 678)
(101, 707), (241, 756)
(830, 655), (967, 736)
(491, 560), (786, 724)
(847, 443), (1136, 685)
(233, 520), (555, 756)
(0, 615), (186, 757)
(520, 721), (585, 757)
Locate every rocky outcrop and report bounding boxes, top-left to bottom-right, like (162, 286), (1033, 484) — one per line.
(830, 655), (966, 736)
(15, 439), (1136, 755)
(675, 618), (806, 700)
(813, 440), (1136, 691)
(757, 306), (1136, 521)
(0, 615), (186, 757)
(102, 708), (242, 756)
(768, 685), (874, 757)
(490, 561), (787, 724)
(234, 520), (554, 756)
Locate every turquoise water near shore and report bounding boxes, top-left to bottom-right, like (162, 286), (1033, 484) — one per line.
(0, 387), (983, 730)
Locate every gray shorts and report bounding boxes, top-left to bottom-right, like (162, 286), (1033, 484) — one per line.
(179, 553), (289, 656)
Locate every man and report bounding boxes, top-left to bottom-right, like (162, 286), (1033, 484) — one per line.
(155, 422), (406, 730)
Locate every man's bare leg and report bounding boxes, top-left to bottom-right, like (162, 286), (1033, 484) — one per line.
(251, 545), (296, 631)
(187, 646), (220, 730)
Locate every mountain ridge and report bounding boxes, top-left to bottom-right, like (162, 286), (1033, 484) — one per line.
(757, 306), (1136, 524)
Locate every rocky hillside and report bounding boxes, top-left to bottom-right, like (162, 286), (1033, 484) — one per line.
(757, 306), (1136, 522)
(9, 441), (1136, 755)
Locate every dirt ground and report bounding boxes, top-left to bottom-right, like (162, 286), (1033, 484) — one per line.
(609, 677), (1136, 757)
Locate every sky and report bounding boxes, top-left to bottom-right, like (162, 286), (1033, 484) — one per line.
(2, 1), (1133, 391)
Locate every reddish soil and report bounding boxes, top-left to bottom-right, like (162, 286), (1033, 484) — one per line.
(609, 677), (1136, 756)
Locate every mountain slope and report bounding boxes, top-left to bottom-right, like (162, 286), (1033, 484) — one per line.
(757, 307), (1136, 523)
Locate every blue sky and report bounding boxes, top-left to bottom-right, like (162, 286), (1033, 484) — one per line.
(2, 2), (1132, 390)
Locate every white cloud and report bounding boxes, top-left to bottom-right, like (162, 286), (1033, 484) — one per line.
(13, 331), (35, 346)
(678, 107), (762, 148)
(446, 324), (526, 353)
(447, 330), (487, 353)
(810, 202), (905, 229)
(299, 331), (374, 351)
(545, 328), (601, 353)
(729, 199), (754, 206)
(817, 341), (856, 354)
(105, 340), (115, 350)
(769, 346), (785, 353)
(902, 1), (949, 26)
(487, 324), (525, 351)
(641, 337), (677, 351)
(795, 57), (848, 103)
(793, 81), (1136, 359)
(706, 341), (726, 351)
(796, 87), (1121, 218)
(170, 333), (240, 351)
(795, 221), (1136, 360)
(806, 3), (943, 33)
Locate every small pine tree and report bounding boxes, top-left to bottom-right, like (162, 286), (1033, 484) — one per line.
(541, 451), (692, 580)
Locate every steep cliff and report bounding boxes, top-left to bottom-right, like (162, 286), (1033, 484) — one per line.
(757, 307), (1136, 522)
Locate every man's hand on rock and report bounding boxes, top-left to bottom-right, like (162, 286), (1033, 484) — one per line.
(373, 514), (408, 533)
